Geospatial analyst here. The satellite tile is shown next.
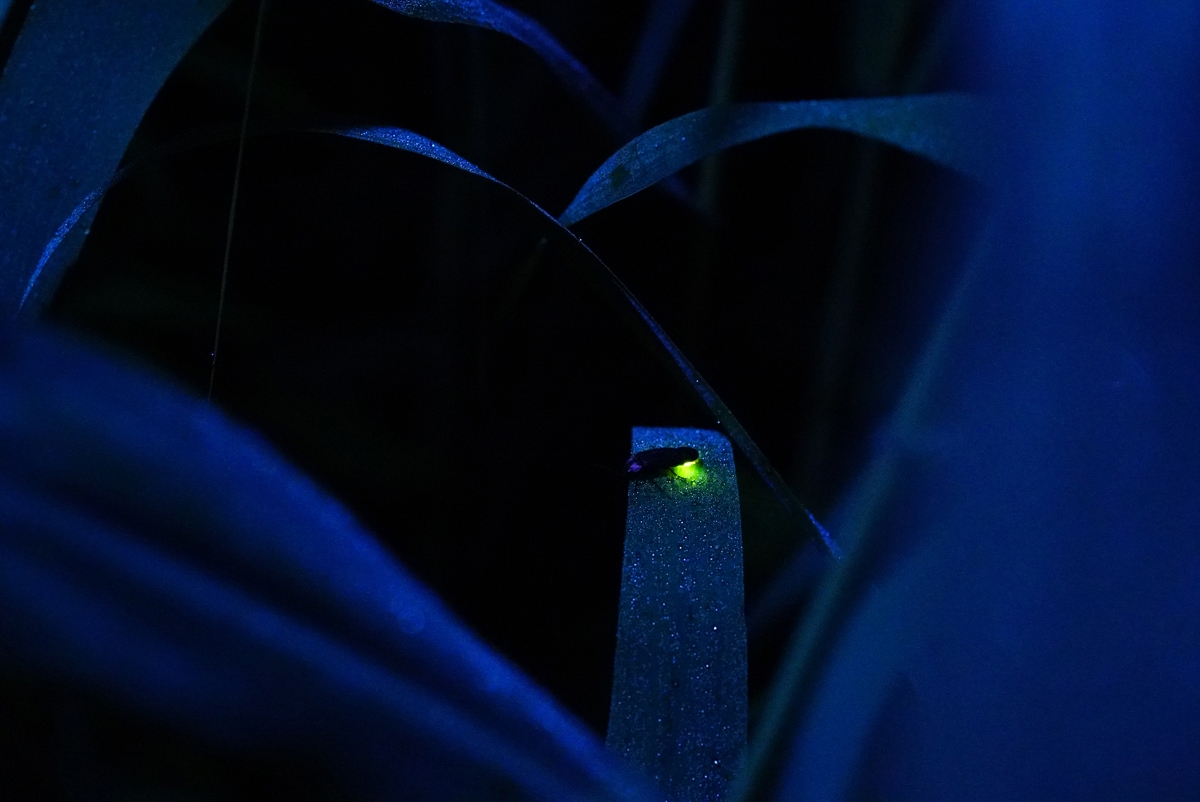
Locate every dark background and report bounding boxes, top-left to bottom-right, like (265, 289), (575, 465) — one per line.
(43, 0), (983, 736)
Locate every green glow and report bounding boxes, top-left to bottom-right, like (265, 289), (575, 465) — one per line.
(672, 459), (701, 481)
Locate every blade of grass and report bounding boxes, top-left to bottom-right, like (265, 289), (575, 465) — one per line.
(1, 0), (693, 318)
(0, 324), (660, 802)
(371, 0), (697, 208)
(371, 0), (631, 140)
(559, 93), (996, 226)
(610, 427), (746, 802)
(209, 0), (269, 400)
(0, 0), (234, 319)
(332, 127), (842, 557)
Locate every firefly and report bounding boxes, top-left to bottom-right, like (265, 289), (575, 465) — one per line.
(625, 446), (701, 482)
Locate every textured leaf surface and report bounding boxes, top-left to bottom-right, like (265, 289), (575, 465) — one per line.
(332, 127), (839, 555)
(560, 94), (994, 226)
(0, 0), (234, 319)
(609, 427), (746, 802)
(0, 324), (659, 802)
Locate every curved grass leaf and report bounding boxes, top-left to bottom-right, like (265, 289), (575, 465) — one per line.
(29, 123), (840, 557)
(732, 226), (989, 802)
(371, 0), (629, 139)
(0, 323), (658, 802)
(15, 124), (251, 316)
(300, 127), (841, 558)
(559, 93), (995, 226)
(0, 0), (234, 319)
(0, 0), (639, 317)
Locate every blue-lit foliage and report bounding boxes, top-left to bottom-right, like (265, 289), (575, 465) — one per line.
(559, 94), (993, 226)
(0, 322), (657, 801)
(1, 0), (1198, 800)
(611, 427), (745, 802)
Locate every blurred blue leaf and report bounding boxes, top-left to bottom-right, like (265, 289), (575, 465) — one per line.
(620, 0), (696, 124)
(0, 0), (234, 319)
(742, 3), (1200, 800)
(0, 323), (659, 802)
(370, 0), (629, 138)
(560, 93), (995, 226)
(735, 228), (987, 801)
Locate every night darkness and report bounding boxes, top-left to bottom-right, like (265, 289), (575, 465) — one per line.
(44, 0), (978, 733)
(8, 0), (1195, 800)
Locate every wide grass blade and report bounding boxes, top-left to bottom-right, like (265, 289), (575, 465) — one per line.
(0, 323), (658, 802)
(610, 427), (747, 802)
(0, 0), (233, 319)
(560, 93), (994, 226)
(747, 1), (1200, 797)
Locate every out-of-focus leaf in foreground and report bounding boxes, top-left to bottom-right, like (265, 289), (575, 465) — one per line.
(560, 93), (994, 226)
(370, 0), (628, 138)
(0, 324), (659, 802)
(744, 3), (1200, 801)
(0, 0), (233, 319)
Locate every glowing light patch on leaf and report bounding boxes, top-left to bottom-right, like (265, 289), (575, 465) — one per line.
(671, 460), (701, 481)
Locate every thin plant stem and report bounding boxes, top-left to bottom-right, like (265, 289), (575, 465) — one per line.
(208, 0), (268, 401)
